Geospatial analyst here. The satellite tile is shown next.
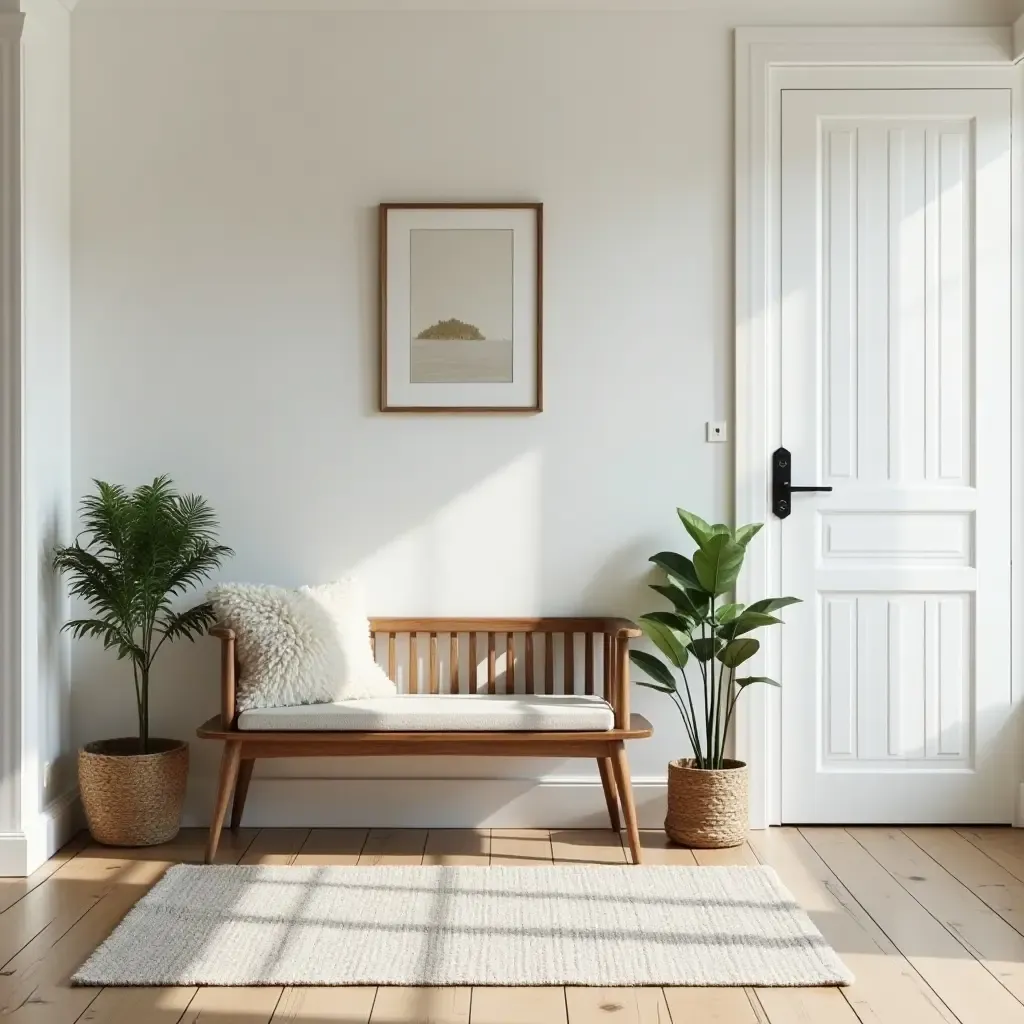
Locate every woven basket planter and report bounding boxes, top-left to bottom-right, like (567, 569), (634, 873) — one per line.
(665, 758), (749, 849)
(79, 738), (189, 847)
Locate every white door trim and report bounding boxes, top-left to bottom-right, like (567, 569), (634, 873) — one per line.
(734, 27), (1023, 829)
(0, 11), (25, 850)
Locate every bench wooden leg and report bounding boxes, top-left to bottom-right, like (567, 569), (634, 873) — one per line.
(206, 740), (241, 865)
(231, 758), (255, 832)
(597, 757), (621, 833)
(610, 742), (641, 865)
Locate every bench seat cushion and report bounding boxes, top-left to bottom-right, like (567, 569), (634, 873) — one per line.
(235, 693), (616, 732)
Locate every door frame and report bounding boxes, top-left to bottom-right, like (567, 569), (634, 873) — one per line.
(734, 26), (1024, 828)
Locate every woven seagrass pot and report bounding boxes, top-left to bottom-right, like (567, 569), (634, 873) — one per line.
(665, 758), (749, 849)
(79, 738), (188, 847)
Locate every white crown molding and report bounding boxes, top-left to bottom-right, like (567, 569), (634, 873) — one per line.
(1013, 12), (1024, 62)
(57, 0), (1024, 15)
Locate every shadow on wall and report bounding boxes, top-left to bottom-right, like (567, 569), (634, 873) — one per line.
(37, 507), (74, 806)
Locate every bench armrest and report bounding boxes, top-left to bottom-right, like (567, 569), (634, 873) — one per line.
(608, 634), (636, 730)
(600, 618), (642, 639)
(209, 625), (238, 728)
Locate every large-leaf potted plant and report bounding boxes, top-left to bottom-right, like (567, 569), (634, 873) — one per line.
(54, 476), (233, 846)
(631, 509), (798, 849)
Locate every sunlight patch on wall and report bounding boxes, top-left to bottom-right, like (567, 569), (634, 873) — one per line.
(353, 452), (543, 615)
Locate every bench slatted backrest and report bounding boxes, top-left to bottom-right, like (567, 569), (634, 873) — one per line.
(369, 619), (615, 699)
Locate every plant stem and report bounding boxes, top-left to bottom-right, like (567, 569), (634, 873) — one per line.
(131, 658), (143, 735)
(671, 690), (701, 762)
(712, 656), (727, 768)
(720, 670), (740, 759)
(704, 599), (715, 768)
(679, 665), (702, 765)
(140, 664), (149, 754)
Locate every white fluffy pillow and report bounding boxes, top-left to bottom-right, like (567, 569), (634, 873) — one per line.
(209, 578), (395, 712)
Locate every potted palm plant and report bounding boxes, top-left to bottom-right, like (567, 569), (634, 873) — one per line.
(54, 476), (233, 846)
(630, 509), (798, 849)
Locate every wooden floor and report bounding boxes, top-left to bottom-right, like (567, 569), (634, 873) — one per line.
(2, 826), (1024, 1022)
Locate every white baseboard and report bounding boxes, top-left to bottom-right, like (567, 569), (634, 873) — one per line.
(0, 788), (82, 876)
(182, 777), (670, 831)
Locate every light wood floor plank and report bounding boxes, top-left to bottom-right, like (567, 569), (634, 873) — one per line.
(369, 987), (471, 1024)
(424, 829), (490, 865)
(0, 832), (89, 917)
(0, 856), (169, 1021)
(691, 843), (758, 867)
(77, 986), (196, 1024)
(470, 987), (567, 1024)
(550, 829), (626, 864)
(240, 829), (311, 865)
(293, 829), (369, 866)
(957, 828), (1024, 883)
(180, 987), (282, 1024)
(753, 988), (860, 1024)
(636, 831), (698, 865)
(358, 829), (428, 865)
(907, 826), (1024, 936)
(662, 987), (759, 1022)
(80, 828), (257, 865)
(852, 826), (1024, 1004)
(803, 826), (1024, 1024)
(489, 829), (553, 865)
(564, 987), (670, 1024)
(270, 986), (376, 1023)
(747, 827), (958, 1024)
(0, 852), (118, 970)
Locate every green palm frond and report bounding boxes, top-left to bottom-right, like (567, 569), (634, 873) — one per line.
(53, 476), (233, 752)
(156, 601), (218, 647)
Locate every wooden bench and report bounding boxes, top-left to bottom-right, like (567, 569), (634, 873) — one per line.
(198, 617), (652, 864)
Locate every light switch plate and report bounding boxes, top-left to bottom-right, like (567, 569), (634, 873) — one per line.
(706, 421), (728, 443)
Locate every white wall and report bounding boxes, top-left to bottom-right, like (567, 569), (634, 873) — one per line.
(70, 2), (1012, 828)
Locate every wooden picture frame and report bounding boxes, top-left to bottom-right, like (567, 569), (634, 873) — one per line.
(379, 203), (543, 413)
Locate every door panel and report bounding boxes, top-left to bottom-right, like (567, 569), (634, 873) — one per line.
(780, 89), (1012, 823)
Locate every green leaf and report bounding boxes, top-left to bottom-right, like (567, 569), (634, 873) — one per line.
(676, 509), (715, 547)
(637, 678), (676, 694)
(629, 650), (677, 690)
(717, 637), (761, 668)
(650, 551), (705, 592)
(692, 534), (745, 595)
(734, 523), (764, 548)
(642, 609), (693, 633)
(717, 611), (783, 639)
(649, 584), (699, 623)
(747, 596), (802, 614)
(709, 524), (733, 536)
(687, 637), (723, 662)
(736, 676), (781, 688)
(638, 615), (690, 670)
(715, 602), (744, 623)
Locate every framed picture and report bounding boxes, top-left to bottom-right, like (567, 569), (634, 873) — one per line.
(379, 203), (543, 413)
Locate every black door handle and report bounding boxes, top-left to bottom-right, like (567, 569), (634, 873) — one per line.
(773, 447), (832, 519)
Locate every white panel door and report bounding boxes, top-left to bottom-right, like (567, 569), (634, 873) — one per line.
(780, 89), (1013, 823)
